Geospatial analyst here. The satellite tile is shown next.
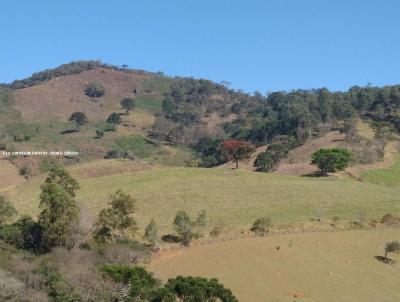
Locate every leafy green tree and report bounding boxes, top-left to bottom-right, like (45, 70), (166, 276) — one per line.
(220, 140), (255, 169)
(38, 182), (80, 252)
(107, 112), (122, 124)
(384, 241), (400, 259)
(311, 148), (352, 176)
(317, 88), (333, 122)
(120, 98), (136, 115)
(250, 217), (272, 236)
(38, 166), (80, 252)
(68, 112), (88, 132)
(94, 190), (137, 242)
(254, 151), (275, 172)
(0, 195), (17, 226)
(155, 276), (238, 302)
(101, 264), (160, 301)
(173, 210), (193, 246)
(45, 164), (80, 197)
(0, 215), (43, 253)
(144, 219), (159, 245)
(84, 82), (105, 97)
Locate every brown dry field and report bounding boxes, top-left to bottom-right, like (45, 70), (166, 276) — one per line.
(149, 228), (400, 302)
(13, 67), (150, 122)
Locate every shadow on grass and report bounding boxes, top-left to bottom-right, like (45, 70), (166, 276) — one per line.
(161, 234), (180, 243)
(60, 129), (77, 134)
(375, 256), (396, 264)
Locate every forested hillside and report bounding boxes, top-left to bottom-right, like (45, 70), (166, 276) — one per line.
(1, 61), (400, 170)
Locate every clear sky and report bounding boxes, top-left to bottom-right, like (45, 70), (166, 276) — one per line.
(1, 0), (399, 92)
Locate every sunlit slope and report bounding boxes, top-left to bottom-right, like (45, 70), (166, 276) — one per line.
(7, 168), (400, 231)
(149, 228), (400, 302)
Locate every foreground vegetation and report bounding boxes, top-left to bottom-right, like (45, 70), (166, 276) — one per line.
(0, 166), (238, 301)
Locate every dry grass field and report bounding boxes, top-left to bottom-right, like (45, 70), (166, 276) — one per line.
(149, 228), (400, 302)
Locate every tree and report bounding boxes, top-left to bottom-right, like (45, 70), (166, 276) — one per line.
(38, 182), (80, 252)
(120, 98), (136, 115)
(0, 195), (17, 226)
(254, 151), (275, 172)
(45, 164), (80, 197)
(219, 140), (255, 169)
(250, 217), (272, 236)
(107, 112), (122, 124)
(384, 241), (400, 259)
(173, 210), (193, 246)
(84, 82), (105, 98)
(94, 190), (137, 242)
(311, 148), (352, 176)
(144, 219), (158, 245)
(38, 166), (80, 252)
(69, 112), (88, 132)
(156, 276), (238, 302)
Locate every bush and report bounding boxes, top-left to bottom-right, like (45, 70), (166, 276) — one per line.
(380, 213), (400, 226)
(19, 165), (32, 177)
(84, 83), (105, 98)
(104, 150), (135, 160)
(250, 217), (272, 236)
(13, 132), (29, 142)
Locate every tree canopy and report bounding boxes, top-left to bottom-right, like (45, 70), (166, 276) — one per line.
(311, 148), (352, 176)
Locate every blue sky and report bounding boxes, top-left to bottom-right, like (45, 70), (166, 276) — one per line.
(0, 0), (399, 92)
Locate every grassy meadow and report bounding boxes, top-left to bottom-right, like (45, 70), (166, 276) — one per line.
(6, 167), (400, 233)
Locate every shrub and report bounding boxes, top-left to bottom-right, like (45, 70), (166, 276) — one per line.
(143, 219), (158, 245)
(13, 132), (28, 142)
(104, 150), (135, 160)
(106, 112), (122, 124)
(84, 82), (105, 98)
(19, 165), (32, 178)
(380, 213), (400, 226)
(0, 195), (17, 226)
(250, 217), (272, 236)
(384, 241), (400, 259)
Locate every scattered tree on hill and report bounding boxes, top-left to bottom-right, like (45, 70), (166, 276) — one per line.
(0, 195), (17, 226)
(384, 241), (400, 259)
(220, 140), (255, 169)
(250, 217), (272, 236)
(144, 219), (158, 246)
(94, 190), (137, 242)
(173, 210), (193, 246)
(172, 210), (207, 246)
(68, 112), (88, 132)
(311, 148), (352, 176)
(120, 98), (136, 115)
(107, 112), (122, 124)
(38, 166), (80, 252)
(254, 151), (275, 172)
(371, 121), (394, 152)
(84, 82), (105, 98)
